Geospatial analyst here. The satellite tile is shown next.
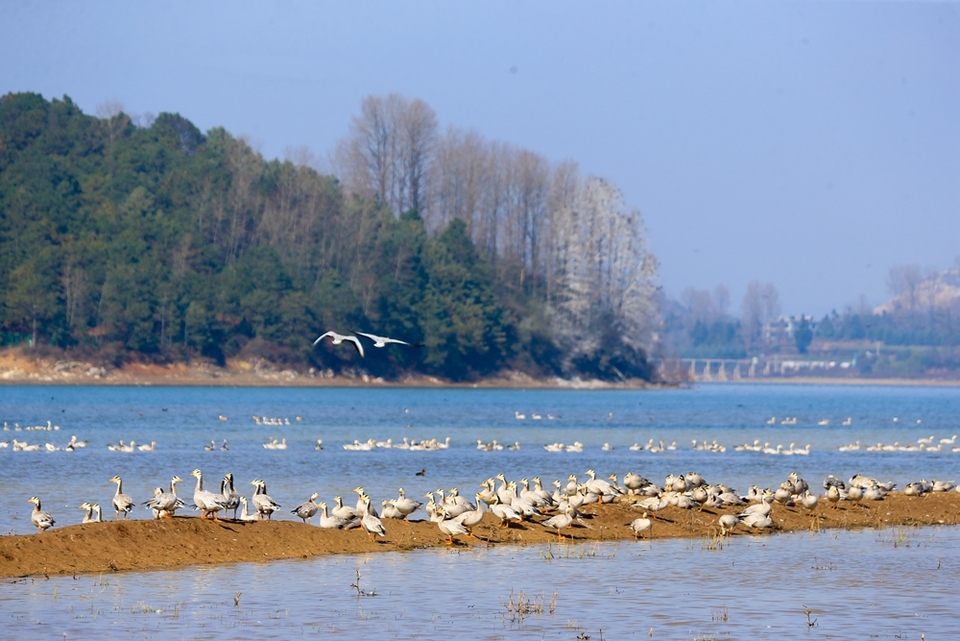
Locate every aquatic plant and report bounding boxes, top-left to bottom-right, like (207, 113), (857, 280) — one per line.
(499, 589), (557, 624)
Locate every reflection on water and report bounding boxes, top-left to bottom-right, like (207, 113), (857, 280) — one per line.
(2, 525), (958, 639)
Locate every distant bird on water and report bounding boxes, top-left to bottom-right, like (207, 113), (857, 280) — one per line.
(355, 331), (424, 349)
(313, 330), (364, 357)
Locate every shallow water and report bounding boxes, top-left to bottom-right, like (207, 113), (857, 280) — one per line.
(3, 383), (960, 639)
(2, 525), (957, 639)
(1, 384), (958, 533)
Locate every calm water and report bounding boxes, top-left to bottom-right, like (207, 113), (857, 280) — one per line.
(2, 526), (957, 639)
(2, 383), (959, 638)
(1, 383), (958, 532)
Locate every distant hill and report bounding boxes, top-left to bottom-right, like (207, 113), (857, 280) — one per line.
(874, 269), (960, 316)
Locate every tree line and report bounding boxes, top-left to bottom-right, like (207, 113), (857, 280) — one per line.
(663, 263), (960, 373)
(0, 92), (659, 381)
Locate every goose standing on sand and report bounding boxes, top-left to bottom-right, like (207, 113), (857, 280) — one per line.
(292, 493), (320, 523)
(144, 476), (184, 518)
(28, 496), (55, 532)
(628, 512), (652, 540)
(543, 504), (576, 540)
(110, 475), (135, 519)
(191, 469), (226, 520)
(453, 494), (486, 537)
(313, 330), (365, 357)
(718, 514), (740, 535)
(354, 330), (424, 349)
(393, 488), (422, 519)
(359, 496), (386, 541)
(222, 473), (240, 519)
(489, 495), (523, 528)
(436, 506), (469, 544)
(251, 479), (281, 520)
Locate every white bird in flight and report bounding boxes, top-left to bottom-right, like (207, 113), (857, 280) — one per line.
(355, 331), (424, 349)
(313, 330), (364, 357)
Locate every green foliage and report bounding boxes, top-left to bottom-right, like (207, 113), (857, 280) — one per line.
(0, 92), (652, 380)
(794, 317), (813, 354)
(817, 308), (960, 347)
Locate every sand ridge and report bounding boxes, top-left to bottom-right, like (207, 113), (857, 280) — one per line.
(2, 492), (958, 578)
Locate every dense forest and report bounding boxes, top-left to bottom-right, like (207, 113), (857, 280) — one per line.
(0, 92), (659, 381)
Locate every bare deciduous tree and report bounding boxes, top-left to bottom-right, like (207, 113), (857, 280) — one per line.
(741, 281), (781, 352)
(334, 94), (437, 217)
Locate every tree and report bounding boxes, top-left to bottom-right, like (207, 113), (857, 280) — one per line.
(549, 177), (658, 378)
(5, 260), (59, 347)
(794, 317), (813, 354)
(740, 281), (781, 353)
(334, 94), (437, 217)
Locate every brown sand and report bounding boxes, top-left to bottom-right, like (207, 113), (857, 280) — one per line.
(2, 492), (958, 578)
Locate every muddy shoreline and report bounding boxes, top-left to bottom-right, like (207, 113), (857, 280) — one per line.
(3, 493), (958, 579)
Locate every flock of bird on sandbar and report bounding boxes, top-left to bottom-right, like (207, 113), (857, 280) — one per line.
(24, 463), (960, 550)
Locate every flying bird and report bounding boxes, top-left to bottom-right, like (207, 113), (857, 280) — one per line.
(313, 330), (364, 357)
(354, 331), (424, 348)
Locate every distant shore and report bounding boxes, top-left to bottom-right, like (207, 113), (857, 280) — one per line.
(699, 377), (960, 387)
(1, 349), (956, 388)
(2, 493), (957, 579)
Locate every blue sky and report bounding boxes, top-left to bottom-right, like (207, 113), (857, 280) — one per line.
(3, 1), (958, 316)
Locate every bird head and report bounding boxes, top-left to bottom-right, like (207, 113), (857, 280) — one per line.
(191, 469), (202, 479)
(310, 493), (319, 501)
(172, 476), (183, 485)
(110, 475), (122, 484)
(28, 496), (39, 505)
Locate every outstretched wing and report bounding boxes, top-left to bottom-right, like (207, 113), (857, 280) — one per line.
(356, 330), (424, 348)
(344, 335), (365, 358)
(313, 330), (335, 346)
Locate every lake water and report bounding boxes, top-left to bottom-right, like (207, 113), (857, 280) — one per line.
(1, 383), (959, 638)
(2, 526), (957, 640)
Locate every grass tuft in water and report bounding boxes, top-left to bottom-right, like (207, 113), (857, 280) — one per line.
(500, 589), (558, 624)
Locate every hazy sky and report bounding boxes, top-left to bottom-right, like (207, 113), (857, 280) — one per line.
(3, 2), (958, 316)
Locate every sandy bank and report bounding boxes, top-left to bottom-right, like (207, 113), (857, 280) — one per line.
(3, 493), (958, 578)
(2, 349), (957, 388)
(0, 349), (654, 389)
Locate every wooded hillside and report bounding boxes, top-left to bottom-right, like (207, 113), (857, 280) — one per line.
(0, 93), (659, 381)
